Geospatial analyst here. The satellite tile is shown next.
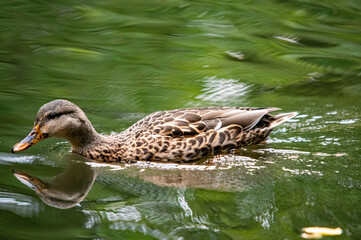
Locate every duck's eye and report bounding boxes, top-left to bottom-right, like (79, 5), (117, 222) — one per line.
(47, 111), (75, 121)
(48, 113), (58, 120)
(47, 112), (63, 120)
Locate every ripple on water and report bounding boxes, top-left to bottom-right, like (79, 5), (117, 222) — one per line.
(86, 155), (257, 172)
(268, 136), (311, 143)
(82, 207), (167, 239)
(282, 167), (323, 176)
(0, 192), (44, 217)
(325, 119), (358, 124)
(195, 77), (251, 103)
(0, 153), (39, 165)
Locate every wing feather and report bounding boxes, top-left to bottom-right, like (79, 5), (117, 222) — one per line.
(126, 107), (280, 138)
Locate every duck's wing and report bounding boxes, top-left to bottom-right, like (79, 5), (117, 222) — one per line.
(132, 107), (281, 138)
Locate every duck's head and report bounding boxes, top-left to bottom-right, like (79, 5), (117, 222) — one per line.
(11, 99), (99, 153)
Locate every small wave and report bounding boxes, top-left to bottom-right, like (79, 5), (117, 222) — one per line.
(195, 77), (251, 102)
(0, 153), (39, 165)
(0, 192), (44, 217)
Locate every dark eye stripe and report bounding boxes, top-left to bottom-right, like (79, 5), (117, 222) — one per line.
(47, 111), (75, 120)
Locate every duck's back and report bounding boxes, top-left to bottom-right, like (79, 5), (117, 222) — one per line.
(111, 107), (297, 162)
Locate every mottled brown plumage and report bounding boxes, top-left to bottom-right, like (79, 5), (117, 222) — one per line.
(11, 100), (297, 162)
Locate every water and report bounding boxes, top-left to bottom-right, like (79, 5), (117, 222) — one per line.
(0, 0), (360, 239)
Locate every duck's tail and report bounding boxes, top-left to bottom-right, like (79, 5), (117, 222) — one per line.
(269, 111), (298, 129)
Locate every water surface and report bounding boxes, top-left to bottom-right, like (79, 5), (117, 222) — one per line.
(0, 0), (360, 239)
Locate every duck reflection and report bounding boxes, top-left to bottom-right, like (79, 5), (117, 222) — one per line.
(13, 154), (270, 209)
(13, 161), (96, 209)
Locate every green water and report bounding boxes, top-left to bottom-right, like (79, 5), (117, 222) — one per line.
(0, 0), (360, 239)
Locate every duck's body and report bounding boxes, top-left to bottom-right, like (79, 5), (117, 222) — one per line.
(12, 100), (297, 162)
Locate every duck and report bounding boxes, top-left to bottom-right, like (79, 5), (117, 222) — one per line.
(11, 99), (297, 162)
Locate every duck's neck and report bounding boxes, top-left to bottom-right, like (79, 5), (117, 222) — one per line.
(65, 119), (103, 153)
(67, 121), (127, 162)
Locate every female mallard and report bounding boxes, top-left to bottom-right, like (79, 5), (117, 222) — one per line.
(11, 100), (297, 162)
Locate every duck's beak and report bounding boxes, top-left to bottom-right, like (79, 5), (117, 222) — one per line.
(11, 124), (48, 153)
(13, 170), (47, 193)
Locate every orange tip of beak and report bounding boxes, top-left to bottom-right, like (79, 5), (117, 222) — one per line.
(11, 142), (32, 153)
(11, 124), (48, 153)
